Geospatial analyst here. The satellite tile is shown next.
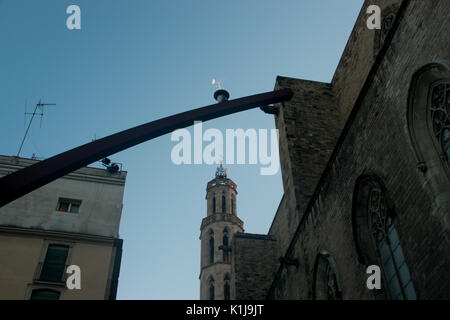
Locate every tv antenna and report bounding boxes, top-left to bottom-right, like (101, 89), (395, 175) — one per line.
(17, 99), (56, 157)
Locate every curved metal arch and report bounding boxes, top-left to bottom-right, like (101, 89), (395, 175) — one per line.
(0, 89), (293, 207)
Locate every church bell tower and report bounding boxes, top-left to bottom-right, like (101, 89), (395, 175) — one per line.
(199, 165), (244, 300)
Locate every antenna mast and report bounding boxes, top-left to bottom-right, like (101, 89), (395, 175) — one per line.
(17, 99), (56, 157)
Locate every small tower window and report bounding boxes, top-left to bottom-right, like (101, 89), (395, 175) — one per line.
(224, 274), (231, 300)
(213, 195), (216, 214)
(209, 231), (214, 264)
(222, 229), (229, 264)
(209, 277), (215, 300)
(222, 195), (226, 213)
(231, 196), (235, 215)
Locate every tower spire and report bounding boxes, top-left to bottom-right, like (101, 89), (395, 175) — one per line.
(215, 162), (227, 178)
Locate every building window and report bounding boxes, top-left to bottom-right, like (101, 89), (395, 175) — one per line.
(368, 188), (416, 300)
(209, 277), (215, 300)
(57, 198), (81, 213)
(39, 245), (69, 282)
(313, 252), (342, 300)
(430, 83), (450, 165)
(222, 195), (226, 213)
(30, 289), (60, 300)
(213, 195), (216, 214)
(209, 231), (214, 264)
(224, 274), (231, 300)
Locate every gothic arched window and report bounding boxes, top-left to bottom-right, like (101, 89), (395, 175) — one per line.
(407, 63), (450, 183)
(222, 195), (226, 213)
(209, 230), (214, 264)
(368, 187), (416, 300)
(430, 82), (450, 165)
(312, 252), (342, 300)
(224, 274), (231, 300)
(209, 277), (215, 300)
(352, 176), (417, 300)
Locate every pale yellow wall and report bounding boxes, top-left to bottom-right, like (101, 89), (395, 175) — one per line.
(0, 235), (43, 299)
(63, 242), (113, 300)
(0, 233), (113, 300)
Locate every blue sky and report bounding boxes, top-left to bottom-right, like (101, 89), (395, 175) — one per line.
(0, 0), (363, 299)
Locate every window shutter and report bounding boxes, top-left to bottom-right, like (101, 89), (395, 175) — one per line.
(30, 289), (60, 300)
(40, 245), (69, 282)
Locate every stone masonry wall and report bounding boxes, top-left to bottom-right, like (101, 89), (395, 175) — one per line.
(270, 0), (450, 299)
(270, 78), (341, 259)
(231, 233), (277, 300)
(332, 0), (402, 124)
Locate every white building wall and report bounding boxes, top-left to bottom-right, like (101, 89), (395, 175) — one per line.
(0, 155), (126, 237)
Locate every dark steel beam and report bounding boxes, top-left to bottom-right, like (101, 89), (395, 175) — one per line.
(0, 89), (293, 207)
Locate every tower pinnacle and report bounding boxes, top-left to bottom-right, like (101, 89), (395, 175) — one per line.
(215, 163), (227, 179)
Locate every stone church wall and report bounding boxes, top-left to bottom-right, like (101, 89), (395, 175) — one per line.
(332, 0), (402, 124)
(268, 0), (450, 299)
